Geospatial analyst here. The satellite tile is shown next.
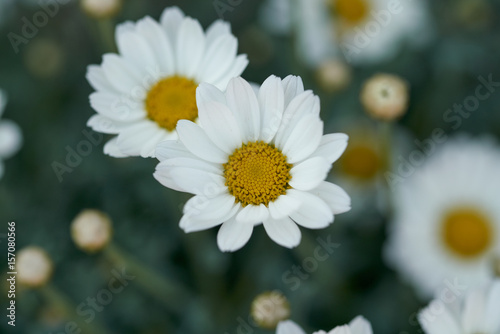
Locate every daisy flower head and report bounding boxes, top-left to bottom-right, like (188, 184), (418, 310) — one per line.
(277, 316), (373, 334)
(418, 279), (500, 334)
(86, 6), (248, 158)
(0, 90), (22, 180)
(259, 0), (433, 67)
(385, 136), (500, 298)
(154, 75), (351, 252)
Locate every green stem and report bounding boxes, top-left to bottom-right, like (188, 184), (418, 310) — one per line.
(40, 284), (110, 334)
(102, 243), (192, 314)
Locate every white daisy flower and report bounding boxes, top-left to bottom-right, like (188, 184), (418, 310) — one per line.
(0, 90), (22, 180)
(418, 279), (500, 334)
(385, 137), (500, 298)
(86, 6), (248, 158)
(277, 316), (373, 334)
(259, 0), (433, 66)
(154, 75), (351, 252)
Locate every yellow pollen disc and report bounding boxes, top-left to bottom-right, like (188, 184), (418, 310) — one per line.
(145, 76), (198, 131)
(331, 0), (370, 25)
(442, 208), (493, 258)
(339, 145), (381, 180)
(223, 141), (292, 207)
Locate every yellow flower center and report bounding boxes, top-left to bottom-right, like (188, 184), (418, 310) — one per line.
(339, 145), (381, 180)
(442, 208), (494, 259)
(223, 141), (292, 207)
(145, 76), (198, 131)
(331, 0), (370, 25)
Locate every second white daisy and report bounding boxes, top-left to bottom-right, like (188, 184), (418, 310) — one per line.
(154, 75), (351, 252)
(86, 6), (248, 158)
(276, 316), (373, 334)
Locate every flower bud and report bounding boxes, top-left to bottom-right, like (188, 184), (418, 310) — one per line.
(81, 0), (122, 19)
(17, 247), (53, 288)
(71, 209), (113, 253)
(316, 59), (352, 92)
(251, 291), (290, 329)
(361, 73), (409, 121)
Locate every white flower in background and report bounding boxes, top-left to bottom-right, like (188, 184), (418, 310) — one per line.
(385, 137), (500, 298)
(418, 279), (500, 334)
(154, 75), (351, 252)
(0, 91), (22, 180)
(259, 0), (433, 66)
(86, 6), (248, 158)
(277, 316), (373, 334)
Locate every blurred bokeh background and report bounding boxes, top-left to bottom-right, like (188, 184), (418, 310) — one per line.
(1, 0), (500, 333)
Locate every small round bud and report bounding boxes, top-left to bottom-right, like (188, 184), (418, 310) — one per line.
(71, 210), (113, 253)
(251, 291), (290, 330)
(24, 38), (65, 78)
(316, 59), (352, 92)
(361, 73), (409, 121)
(17, 247), (53, 288)
(81, 0), (122, 19)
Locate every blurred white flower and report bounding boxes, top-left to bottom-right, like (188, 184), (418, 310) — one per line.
(259, 0), (433, 66)
(81, 0), (122, 19)
(17, 246), (53, 288)
(385, 137), (500, 298)
(276, 316), (373, 334)
(418, 279), (500, 334)
(154, 75), (350, 252)
(86, 6), (248, 158)
(0, 90), (22, 180)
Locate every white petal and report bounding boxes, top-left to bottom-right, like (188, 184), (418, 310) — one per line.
(288, 189), (333, 229)
(86, 65), (117, 93)
(205, 20), (231, 46)
(462, 289), (486, 333)
(136, 16), (175, 76)
(282, 75), (304, 107)
(225, 77), (260, 142)
(176, 18), (205, 78)
(89, 92), (144, 122)
(349, 316), (373, 334)
(197, 101), (243, 154)
(87, 115), (129, 134)
(155, 140), (196, 161)
(281, 114), (323, 163)
(274, 91), (319, 148)
(103, 138), (128, 158)
(181, 193), (239, 232)
(160, 6), (185, 46)
(485, 280), (500, 332)
(259, 75), (285, 143)
(217, 217), (254, 252)
(176, 120), (228, 163)
(311, 182), (351, 214)
(290, 157), (330, 191)
(418, 301), (461, 334)
(212, 54), (249, 90)
(236, 204), (269, 224)
(196, 35), (238, 84)
(268, 194), (301, 220)
(161, 167), (225, 196)
(196, 82), (226, 106)
(330, 325), (351, 334)
(0, 120), (22, 159)
(311, 133), (349, 164)
(116, 29), (157, 73)
(101, 54), (143, 93)
(276, 320), (306, 334)
(263, 217), (301, 248)
(157, 156), (221, 175)
(116, 121), (161, 157)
